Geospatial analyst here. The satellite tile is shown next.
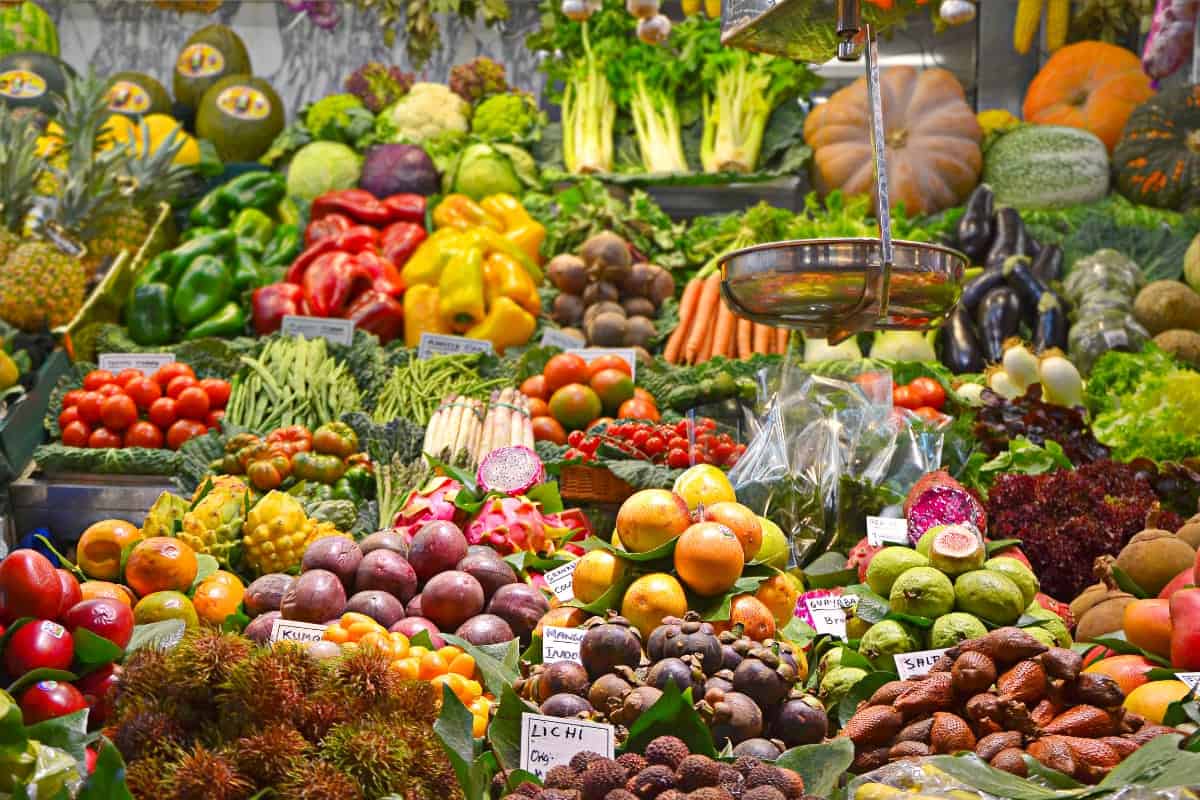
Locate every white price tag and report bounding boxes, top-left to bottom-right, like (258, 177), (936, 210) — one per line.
(418, 333), (494, 359)
(98, 353), (175, 376)
(1177, 672), (1200, 693)
(542, 626), (586, 664)
(520, 713), (615, 779)
(544, 560), (579, 603)
(866, 516), (910, 547)
(269, 619), (328, 644)
(566, 348), (637, 380)
(281, 315), (355, 346)
(804, 595), (851, 640)
(542, 328), (586, 349)
(894, 648), (949, 679)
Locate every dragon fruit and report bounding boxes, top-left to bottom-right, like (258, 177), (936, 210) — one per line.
(465, 495), (572, 554)
(846, 537), (884, 583)
(477, 446), (545, 496)
(394, 476), (464, 529)
(904, 470), (987, 545)
(793, 588), (845, 631)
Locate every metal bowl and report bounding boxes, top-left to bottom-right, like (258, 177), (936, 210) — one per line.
(719, 237), (967, 340)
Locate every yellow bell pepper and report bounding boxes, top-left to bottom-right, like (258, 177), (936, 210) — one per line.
(438, 245), (487, 332)
(481, 193), (546, 264)
(400, 228), (460, 286)
(403, 284), (449, 347)
(483, 251), (540, 316)
(433, 194), (503, 232)
(466, 296), (536, 354)
(477, 227), (544, 285)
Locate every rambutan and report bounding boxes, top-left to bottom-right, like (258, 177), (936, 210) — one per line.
(221, 644), (326, 732)
(296, 691), (353, 741)
(163, 744), (253, 800)
(174, 630), (252, 685)
(114, 648), (175, 708)
(331, 647), (407, 712)
(231, 723), (310, 785)
(111, 707), (186, 762)
(278, 761), (364, 800)
(320, 716), (414, 797)
(124, 756), (169, 799)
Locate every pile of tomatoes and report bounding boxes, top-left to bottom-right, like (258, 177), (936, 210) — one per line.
(891, 376), (949, 421)
(564, 416), (746, 469)
(521, 352), (661, 442)
(57, 363), (230, 451)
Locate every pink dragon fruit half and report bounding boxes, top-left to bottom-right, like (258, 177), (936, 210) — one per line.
(393, 476), (464, 529)
(477, 446), (546, 496)
(465, 496), (572, 555)
(904, 470), (987, 545)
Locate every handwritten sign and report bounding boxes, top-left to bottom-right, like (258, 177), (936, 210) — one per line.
(281, 315), (355, 346)
(804, 595), (852, 640)
(520, 713), (614, 779)
(98, 353), (175, 376)
(566, 348), (637, 379)
(418, 333), (494, 359)
(542, 328), (586, 349)
(269, 619), (328, 644)
(1177, 672), (1200, 693)
(544, 560), (579, 603)
(894, 648), (949, 679)
(542, 626), (586, 664)
(866, 516), (910, 547)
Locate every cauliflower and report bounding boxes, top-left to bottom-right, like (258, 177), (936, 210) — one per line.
(470, 92), (544, 144)
(304, 93), (374, 144)
(376, 83), (470, 144)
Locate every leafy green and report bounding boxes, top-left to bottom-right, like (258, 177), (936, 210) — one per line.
(776, 739), (854, 798)
(1084, 344), (1180, 417)
(90, 324), (258, 379)
(959, 437), (1072, 497)
(623, 682), (715, 757)
(33, 443), (182, 477)
(682, 201), (797, 278)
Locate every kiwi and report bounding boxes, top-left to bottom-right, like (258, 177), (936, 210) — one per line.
(587, 311), (629, 347)
(582, 281), (619, 307)
(1116, 529), (1196, 596)
(547, 254), (588, 295)
(624, 315), (657, 348)
(1075, 591), (1135, 643)
(552, 293), (585, 326)
(622, 297), (656, 318)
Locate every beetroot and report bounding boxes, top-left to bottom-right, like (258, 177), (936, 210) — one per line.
(905, 470), (987, 544)
(476, 446), (545, 496)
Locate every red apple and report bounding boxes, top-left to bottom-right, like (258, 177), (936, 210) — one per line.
(56, 569), (81, 619)
(63, 598), (134, 649)
(0, 550), (62, 621)
(19, 680), (87, 724)
(75, 663), (121, 726)
(1160, 567), (1195, 599)
(4, 620), (74, 676)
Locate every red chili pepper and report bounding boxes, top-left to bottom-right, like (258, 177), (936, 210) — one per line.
(251, 283), (305, 335)
(333, 225), (381, 254)
(311, 189), (395, 226)
(355, 250), (405, 298)
(344, 290), (405, 344)
(380, 221), (427, 268)
(305, 213), (353, 246)
(381, 194), (427, 225)
(302, 252), (371, 317)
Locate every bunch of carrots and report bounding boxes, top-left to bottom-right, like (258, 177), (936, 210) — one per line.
(664, 273), (790, 365)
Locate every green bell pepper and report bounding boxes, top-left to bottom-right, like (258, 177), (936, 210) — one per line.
(184, 302), (246, 339)
(232, 243), (262, 291)
(189, 184), (230, 228)
(173, 254), (233, 327)
(134, 252), (171, 288)
(163, 229), (235, 285)
(343, 463), (373, 499)
(181, 226), (218, 243)
(276, 197), (302, 227)
(330, 477), (360, 503)
(127, 283), (174, 346)
(231, 208), (275, 248)
(261, 223), (302, 268)
(225, 171), (286, 213)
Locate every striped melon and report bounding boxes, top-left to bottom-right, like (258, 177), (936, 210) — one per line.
(982, 125), (1110, 210)
(0, 2), (58, 58)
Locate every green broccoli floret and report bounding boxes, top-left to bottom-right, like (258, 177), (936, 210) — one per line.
(469, 92), (545, 144)
(304, 94), (375, 144)
(345, 62), (414, 113)
(448, 56), (510, 103)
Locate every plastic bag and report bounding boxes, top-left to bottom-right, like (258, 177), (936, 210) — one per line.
(1069, 311), (1151, 375)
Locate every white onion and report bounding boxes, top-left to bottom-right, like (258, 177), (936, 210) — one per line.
(1039, 354), (1083, 407)
(1001, 341), (1039, 391)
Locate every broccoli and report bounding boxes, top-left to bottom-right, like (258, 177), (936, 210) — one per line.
(377, 82), (471, 144)
(345, 62), (414, 114)
(470, 92), (545, 144)
(304, 93), (374, 144)
(449, 56), (510, 103)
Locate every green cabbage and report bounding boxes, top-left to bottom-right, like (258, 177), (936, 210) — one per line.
(286, 141), (362, 202)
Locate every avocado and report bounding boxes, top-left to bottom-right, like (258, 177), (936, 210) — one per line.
(106, 71), (172, 118)
(195, 74), (283, 163)
(0, 51), (74, 114)
(173, 24), (251, 111)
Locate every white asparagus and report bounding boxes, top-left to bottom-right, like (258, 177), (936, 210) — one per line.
(453, 397), (480, 463)
(523, 397), (535, 448)
(493, 388), (512, 455)
(442, 399), (464, 461)
(513, 395), (530, 448)
(425, 394), (452, 455)
(464, 399), (482, 468)
(477, 391), (499, 465)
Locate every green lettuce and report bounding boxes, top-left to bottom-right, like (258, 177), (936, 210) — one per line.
(1092, 368), (1200, 463)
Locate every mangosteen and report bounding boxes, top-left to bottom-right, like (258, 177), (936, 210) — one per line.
(646, 657), (700, 694)
(588, 673), (632, 715)
(645, 616), (684, 661)
(706, 691), (763, 747)
(731, 739), (782, 761)
(705, 673), (734, 697)
(541, 693), (594, 718)
(659, 614), (722, 676)
(580, 619), (642, 680)
(771, 696), (829, 747)
(611, 685), (663, 727)
(537, 661), (590, 701)
(721, 644), (744, 672)
(732, 656), (790, 709)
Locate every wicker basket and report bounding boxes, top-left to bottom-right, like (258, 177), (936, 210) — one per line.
(559, 465), (635, 504)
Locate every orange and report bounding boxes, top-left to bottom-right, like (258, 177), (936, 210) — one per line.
(1084, 654), (1156, 696)
(615, 489), (691, 553)
(674, 521), (745, 596)
(206, 570), (245, 591)
(76, 519), (142, 580)
(621, 573), (688, 638)
(124, 536), (199, 597)
(726, 594), (776, 641)
(1123, 599), (1173, 658)
(1124, 680), (1190, 724)
(193, 578), (244, 625)
(79, 580), (136, 607)
(703, 502), (763, 561)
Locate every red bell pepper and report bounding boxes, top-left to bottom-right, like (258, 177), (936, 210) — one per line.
(252, 283), (306, 335)
(302, 252), (371, 317)
(382, 194), (427, 225)
(380, 221), (427, 268)
(1170, 588), (1200, 669)
(287, 227), (383, 284)
(311, 189), (395, 226)
(305, 213), (353, 246)
(356, 250), (405, 298)
(344, 290), (404, 344)
(335, 225), (381, 254)
(287, 238), (339, 284)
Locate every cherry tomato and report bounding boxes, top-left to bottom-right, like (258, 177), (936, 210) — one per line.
(124, 421), (164, 449)
(667, 448), (691, 468)
(96, 384), (123, 398)
(206, 409), (225, 428)
(892, 385), (920, 410)
(148, 397), (177, 429)
(88, 427), (123, 449)
(0, 550), (63, 620)
(124, 377), (162, 410)
(62, 389), (85, 409)
(115, 369), (143, 388)
(75, 392), (103, 425)
(196, 378), (230, 409)
(166, 375), (197, 399)
(82, 370), (116, 391)
(153, 362), (195, 389)
(61, 420), (91, 447)
(4, 620), (74, 676)
(166, 419), (207, 450)
(908, 377), (946, 411)
(99, 393), (137, 431)
(19, 680), (87, 724)
(914, 406), (946, 424)
(174, 386), (211, 421)
(58, 406), (81, 430)
(644, 435), (665, 456)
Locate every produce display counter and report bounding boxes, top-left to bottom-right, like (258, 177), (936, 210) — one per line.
(8, 470), (180, 542)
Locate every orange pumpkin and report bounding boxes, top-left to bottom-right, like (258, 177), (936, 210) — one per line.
(1022, 41), (1154, 153)
(804, 66), (982, 216)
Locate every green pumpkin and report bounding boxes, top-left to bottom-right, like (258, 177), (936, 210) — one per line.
(1114, 85), (1200, 211)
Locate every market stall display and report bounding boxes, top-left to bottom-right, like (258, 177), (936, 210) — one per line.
(2, 1), (1200, 798)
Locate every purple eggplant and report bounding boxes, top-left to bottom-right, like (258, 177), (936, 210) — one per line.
(976, 286), (1023, 363)
(960, 269), (1007, 315)
(1033, 292), (1068, 352)
(1030, 244), (1064, 284)
(984, 208), (1027, 271)
(942, 304), (985, 373)
(1002, 254), (1048, 328)
(956, 184), (994, 261)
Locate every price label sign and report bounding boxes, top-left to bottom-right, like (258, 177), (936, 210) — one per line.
(566, 348), (637, 379)
(541, 328), (586, 349)
(866, 516), (910, 547)
(894, 648), (949, 679)
(418, 333), (494, 359)
(1177, 672), (1200, 693)
(520, 713), (614, 780)
(281, 315), (355, 346)
(269, 619), (328, 644)
(542, 626), (586, 664)
(804, 595), (853, 640)
(98, 353), (175, 376)
(543, 560), (579, 603)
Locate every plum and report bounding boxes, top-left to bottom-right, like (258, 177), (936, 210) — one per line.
(421, 571), (484, 630)
(281, 570), (346, 623)
(455, 614), (515, 645)
(457, 552), (517, 601)
(244, 611), (281, 643)
(345, 590), (405, 628)
(360, 529), (411, 556)
(301, 536), (363, 590)
(391, 616), (444, 648)
(355, 550), (418, 601)
(408, 521), (468, 582)
(244, 574), (295, 617)
(486, 584), (549, 642)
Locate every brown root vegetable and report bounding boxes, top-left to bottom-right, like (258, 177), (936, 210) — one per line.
(581, 232), (632, 283)
(622, 296), (656, 318)
(582, 281), (620, 307)
(553, 293), (585, 326)
(547, 254), (589, 294)
(624, 316), (657, 349)
(587, 311), (629, 347)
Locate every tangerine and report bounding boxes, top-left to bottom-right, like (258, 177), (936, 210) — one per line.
(621, 573), (688, 638)
(532, 415), (567, 445)
(754, 573), (802, 628)
(206, 570), (245, 591)
(674, 521), (745, 596)
(615, 489), (691, 552)
(549, 383), (602, 431)
(1123, 598), (1172, 658)
(193, 579), (244, 625)
(124, 536), (199, 597)
(1124, 680), (1190, 724)
(590, 368), (635, 415)
(586, 355), (632, 380)
(76, 519), (142, 580)
(703, 501), (762, 561)
(543, 353), (589, 394)
(571, 550), (626, 604)
(79, 580), (135, 607)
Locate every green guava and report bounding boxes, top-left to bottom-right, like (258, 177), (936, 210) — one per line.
(984, 556), (1041, 608)
(916, 529), (938, 558)
(889, 566), (955, 619)
(1023, 603), (1072, 647)
(928, 525), (986, 577)
(818, 666), (868, 708)
(1025, 626), (1058, 648)
(858, 619), (923, 671)
(865, 546), (929, 596)
(929, 612), (988, 649)
(954, 570), (1025, 625)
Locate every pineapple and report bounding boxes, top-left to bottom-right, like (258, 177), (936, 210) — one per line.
(0, 106), (44, 265)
